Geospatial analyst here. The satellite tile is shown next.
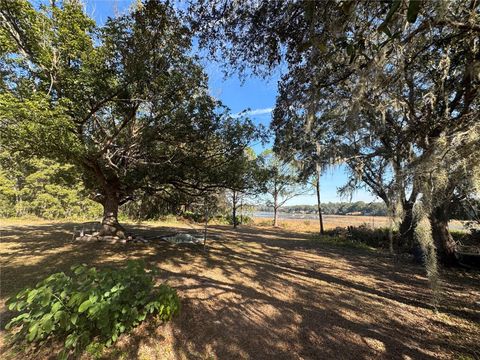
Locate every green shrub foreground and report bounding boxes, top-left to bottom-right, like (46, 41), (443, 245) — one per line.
(6, 261), (180, 359)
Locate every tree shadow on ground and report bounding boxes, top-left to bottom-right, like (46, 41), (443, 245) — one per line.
(1, 222), (479, 359)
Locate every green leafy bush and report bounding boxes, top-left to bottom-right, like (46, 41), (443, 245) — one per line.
(182, 211), (204, 223)
(310, 234), (373, 251)
(6, 261), (180, 359)
(345, 225), (392, 249)
(225, 214), (253, 226)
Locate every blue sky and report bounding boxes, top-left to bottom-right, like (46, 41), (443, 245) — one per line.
(83, 0), (377, 205)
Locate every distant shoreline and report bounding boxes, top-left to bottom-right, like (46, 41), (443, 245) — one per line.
(253, 211), (385, 220)
(252, 212), (467, 231)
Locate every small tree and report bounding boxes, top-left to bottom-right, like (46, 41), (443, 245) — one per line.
(224, 147), (266, 228)
(260, 150), (308, 227)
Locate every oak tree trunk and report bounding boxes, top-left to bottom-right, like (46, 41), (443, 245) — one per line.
(399, 202), (416, 249)
(430, 204), (457, 267)
(399, 201), (419, 262)
(99, 191), (126, 238)
(232, 191), (238, 228)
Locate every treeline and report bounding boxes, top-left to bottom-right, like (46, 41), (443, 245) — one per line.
(2, 152), (477, 223)
(256, 202), (388, 216)
(0, 153), (220, 221)
(256, 201), (479, 221)
(0, 153), (102, 219)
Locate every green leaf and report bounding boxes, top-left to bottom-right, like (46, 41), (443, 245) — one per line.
(43, 317), (53, 333)
(88, 304), (101, 316)
(70, 313), (78, 325)
(6, 313), (29, 329)
(54, 310), (65, 321)
(78, 299), (92, 313)
(65, 333), (78, 349)
(27, 289), (39, 304)
(67, 292), (83, 307)
(51, 301), (62, 313)
(40, 292), (52, 307)
(7, 301), (17, 311)
(407, 0), (421, 23)
(27, 323), (39, 342)
(15, 300), (27, 311)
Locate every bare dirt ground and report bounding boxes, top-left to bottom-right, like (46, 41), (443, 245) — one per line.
(1, 219), (479, 359)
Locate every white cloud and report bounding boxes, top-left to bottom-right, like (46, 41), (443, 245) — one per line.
(232, 107), (273, 118)
(248, 108), (273, 116)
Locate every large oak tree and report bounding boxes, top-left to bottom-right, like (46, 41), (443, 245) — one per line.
(0, 0), (259, 237)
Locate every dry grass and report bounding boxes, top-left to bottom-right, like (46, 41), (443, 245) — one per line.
(253, 215), (467, 233)
(252, 215), (390, 232)
(1, 219), (479, 359)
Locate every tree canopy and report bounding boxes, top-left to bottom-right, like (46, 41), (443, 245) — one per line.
(190, 0), (480, 265)
(0, 0), (261, 237)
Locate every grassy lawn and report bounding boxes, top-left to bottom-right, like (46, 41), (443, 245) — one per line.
(1, 219), (479, 359)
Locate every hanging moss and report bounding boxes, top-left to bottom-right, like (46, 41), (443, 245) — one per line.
(413, 201), (440, 310)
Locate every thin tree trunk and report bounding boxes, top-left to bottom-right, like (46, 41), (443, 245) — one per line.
(14, 176), (22, 216)
(430, 203), (457, 266)
(240, 198), (243, 225)
(315, 173), (324, 235)
(232, 190), (237, 228)
(204, 196), (208, 251)
(273, 190), (279, 227)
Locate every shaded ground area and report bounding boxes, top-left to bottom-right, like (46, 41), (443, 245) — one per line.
(1, 220), (479, 359)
